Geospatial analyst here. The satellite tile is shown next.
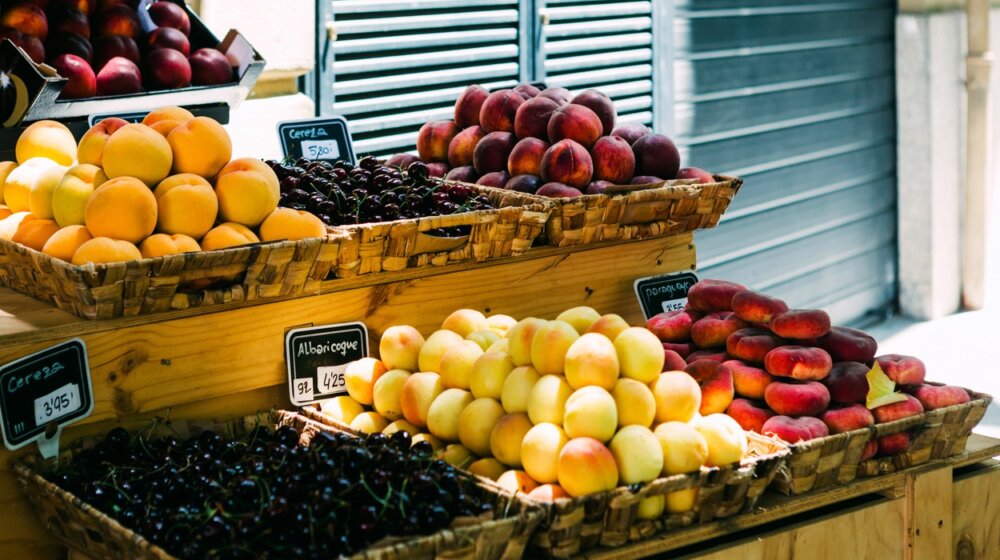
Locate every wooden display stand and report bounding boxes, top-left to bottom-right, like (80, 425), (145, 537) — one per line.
(0, 234), (996, 559)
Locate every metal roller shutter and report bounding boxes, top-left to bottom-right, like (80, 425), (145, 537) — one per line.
(674, 0), (898, 326)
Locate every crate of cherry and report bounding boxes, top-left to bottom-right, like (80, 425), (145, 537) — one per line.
(272, 156), (552, 276)
(646, 279), (993, 495)
(15, 410), (543, 560)
(391, 84), (742, 248)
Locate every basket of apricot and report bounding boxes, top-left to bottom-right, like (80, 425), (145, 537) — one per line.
(16, 410), (543, 560)
(0, 108), (346, 320)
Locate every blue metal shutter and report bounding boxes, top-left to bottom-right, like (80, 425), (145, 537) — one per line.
(321, 0), (525, 156)
(674, 0), (898, 325)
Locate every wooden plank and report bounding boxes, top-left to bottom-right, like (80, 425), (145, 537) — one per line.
(905, 467), (954, 560)
(952, 462), (1000, 560)
(676, 498), (906, 559)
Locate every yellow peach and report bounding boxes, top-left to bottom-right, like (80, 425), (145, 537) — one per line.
(349, 411), (389, 434)
(214, 158), (279, 227)
(691, 414), (748, 467)
(102, 124), (173, 186)
(344, 357), (388, 406)
(557, 437), (619, 497)
(614, 327), (665, 383)
(531, 320), (579, 375)
(142, 106), (195, 126)
(501, 365), (541, 413)
(412, 433), (444, 452)
(609, 425), (663, 484)
(612, 378), (656, 428)
(654, 421), (709, 475)
(557, 306), (601, 334)
(563, 386), (618, 442)
(0, 205), (9, 220)
(527, 374), (572, 425)
(466, 329), (501, 351)
(426, 388), (473, 442)
(12, 218), (59, 251)
(52, 164), (107, 227)
(439, 340), (484, 389)
(497, 470), (539, 494)
(637, 495), (665, 520)
(486, 314), (516, 335)
(585, 313), (630, 340)
(470, 351), (514, 399)
(457, 397), (504, 456)
(486, 338), (509, 354)
(153, 173), (218, 238)
(84, 177), (157, 244)
(521, 422), (568, 484)
(200, 223), (260, 251)
(379, 325), (425, 371)
(77, 118), (128, 166)
(507, 317), (547, 366)
(150, 120), (183, 138)
(139, 233), (200, 258)
(383, 419), (419, 436)
(666, 489), (698, 513)
(71, 237), (142, 265)
(400, 372), (444, 428)
(0, 212), (34, 240)
(489, 412), (533, 467)
(439, 443), (475, 468)
(318, 395), (364, 425)
(650, 371), (702, 423)
(441, 308), (488, 337)
(565, 332), (620, 390)
(167, 116), (232, 178)
(27, 164), (69, 219)
(41, 225), (92, 261)
(5, 157), (62, 212)
(468, 458), (507, 480)
(526, 484), (570, 502)
(259, 208), (326, 242)
(417, 329), (464, 373)
(372, 369), (410, 421)
(0, 161), (18, 204)
(16, 121), (76, 166)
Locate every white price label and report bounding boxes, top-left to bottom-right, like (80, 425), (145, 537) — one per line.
(317, 365), (348, 396)
(301, 139), (340, 160)
(293, 378), (315, 401)
(33, 383), (81, 426)
(661, 299), (688, 313)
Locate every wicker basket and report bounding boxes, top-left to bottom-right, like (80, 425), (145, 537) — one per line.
(543, 176), (743, 247)
(335, 184), (552, 277)
(0, 232), (347, 320)
(15, 410), (543, 560)
(524, 431), (787, 558)
(771, 386), (992, 494)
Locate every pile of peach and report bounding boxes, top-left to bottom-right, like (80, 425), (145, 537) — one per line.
(387, 84), (714, 197)
(1, 0), (234, 98)
(0, 108), (325, 265)
(318, 306), (752, 517)
(646, 279), (973, 459)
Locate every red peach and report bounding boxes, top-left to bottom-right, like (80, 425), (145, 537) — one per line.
(454, 84), (489, 128)
(764, 346), (833, 381)
(645, 309), (702, 342)
(535, 182), (583, 198)
(547, 104), (603, 149)
(731, 290), (789, 324)
(514, 96), (559, 140)
(815, 326), (878, 364)
(877, 432), (911, 456)
(726, 328), (785, 364)
(514, 83), (540, 99)
(771, 309), (832, 340)
(820, 404), (874, 434)
(1, 3), (47, 40)
(590, 136), (635, 184)
(189, 48), (233, 85)
(675, 167), (715, 184)
(386, 153), (419, 169)
(417, 121), (460, 163)
(508, 137), (549, 177)
(476, 171), (509, 188)
(662, 342), (695, 359)
(571, 89), (616, 135)
(447, 125), (485, 167)
(630, 175), (662, 185)
(51, 0), (93, 15)
(663, 349), (687, 372)
(473, 131), (516, 174)
(427, 162), (449, 178)
(822, 362), (870, 404)
(872, 394), (924, 423)
(686, 349), (726, 363)
(687, 279), (747, 312)
(727, 398), (774, 433)
(143, 47), (190, 89)
(94, 5), (139, 39)
(538, 87), (571, 105)
(479, 89), (524, 133)
(611, 123), (650, 145)
(764, 380), (830, 417)
(762, 415), (828, 443)
(874, 355), (926, 386)
(860, 440), (878, 461)
(540, 139), (593, 188)
(0, 27), (44, 63)
(51, 53), (95, 98)
(691, 311), (748, 349)
(147, 26), (189, 56)
(585, 180), (613, 195)
(632, 133), (680, 180)
(505, 174), (542, 194)
(685, 360), (734, 415)
(93, 34), (138, 67)
(95, 56), (140, 95)
(725, 359), (774, 400)
(910, 384), (971, 411)
(50, 7), (89, 38)
(148, 0), (190, 36)
(445, 166), (478, 183)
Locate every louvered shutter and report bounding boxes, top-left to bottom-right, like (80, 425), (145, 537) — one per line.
(321, 0), (525, 156)
(537, 0), (656, 127)
(674, 0), (898, 326)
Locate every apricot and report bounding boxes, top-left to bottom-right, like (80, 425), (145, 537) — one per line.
(563, 386), (617, 442)
(102, 124), (173, 186)
(685, 360), (734, 415)
(344, 357), (388, 406)
(447, 125), (485, 168)
(152, 173), (217, 238)
(614, 327), (665, 383)
(692, 413), (748, 467)
(612, 378), (656, 428)
(637, 496), (665, 519)
(457, 397), (505, 456)
(439, 340), (485, 389)
(527, 374), (572, 425)
(0, 212), (35, 240)
(142, 106), (194, 127)
(470, 351), (514, 399)
(496, 470), (539, 494)
(441, 308), (488, 337)
(691, 311), (748, 349)
(725, 359), (774, 400)
(770, 309), (831, 340)
(564, 333), (620, 390)
(530, 320), (579, 375)
(490, 412), (533, 467)
(383, 419), (419, 436)
(651, 371), (702, 423)
(586, 313), (630, 341)
(764, 346), (833, 380)
(726, 398), (774, 433)
(632, 134), (681, 180)
(454, 84), (489, 128)
(727, 328), (785, 364)
(52, 164), (106, 227)
(731, 290), (788, 324)
(12, 218), (59, 251)
(16, 121), (76, 166)
(557, 437), (619, 497)
(214, 158), (280, 227)
(166, 116), (232, 178)
(379, 325), (424, 371)
(501, 365), (541, 413)
(84, 177), (157, 243)
(318, 395), (364, 425)
(417, 121), (461, 163)
(467, 329), (501, 351)
(815, 326), (878, 363)
(0, 161), (16, 203)
(820, 404), (874, 434)
(764, 380), (830, 417)
(654, 421), (709, 474)
(372, 369), (410, 421)
(687, 279), (746, 312)
(418, 329), (464, 373)
(479, 89), (524, 133)
(874, 355), (926, 386)
(540, 139), (593, 189)
(0, 205), (9, 220)
(76, 118), (128, 166)
(556, 306), (600, 334)
(521, 422), (568, 484)
(608, 427), (661, 485)
(468, 458), (507, 481)
(350, 411), (389, 435)
(527, 484), (569, 502)
(41, 224), (92, 261)
(427, 388), (474, 442)
(71, 237), (141, 265)
(911, 384), (971, 410)
(514, 96), (560, 140)
(139, 233), (200, 258)
(27, 164), (69, 219)
(259, 208), (326, 242)
(400, 371), (445, 428)
(200, 223), (259, 251)
(761, 416), (829, 443)
(5, 157), (61, 212)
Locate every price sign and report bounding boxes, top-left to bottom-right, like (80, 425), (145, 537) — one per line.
(278, 116), (355, 165)
(285, 322), (368, 406)
(0, 339), (93, 456)
(634, 272), (700, 320)
(88, 111), (149, 126)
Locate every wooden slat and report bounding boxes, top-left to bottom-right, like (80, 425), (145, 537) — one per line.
(906, 467), (954, 560)
(952, 462), (1000, 559)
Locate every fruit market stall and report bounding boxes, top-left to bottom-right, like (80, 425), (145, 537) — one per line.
(0, 76), (995, 560)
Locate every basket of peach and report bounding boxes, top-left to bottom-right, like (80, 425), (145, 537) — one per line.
(303, 307), (789, 557)
(645, 279), (993, 495)
(0, 108), (346, 319)
(391, 83), (743, 248)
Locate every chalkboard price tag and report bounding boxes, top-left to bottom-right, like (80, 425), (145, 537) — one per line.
(88, 111), (149, 126)
(634, 272), (700, 320)
(285, 322), (369, 406)
(0, 339), (93, 457)
(278, 116), (356, 165)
